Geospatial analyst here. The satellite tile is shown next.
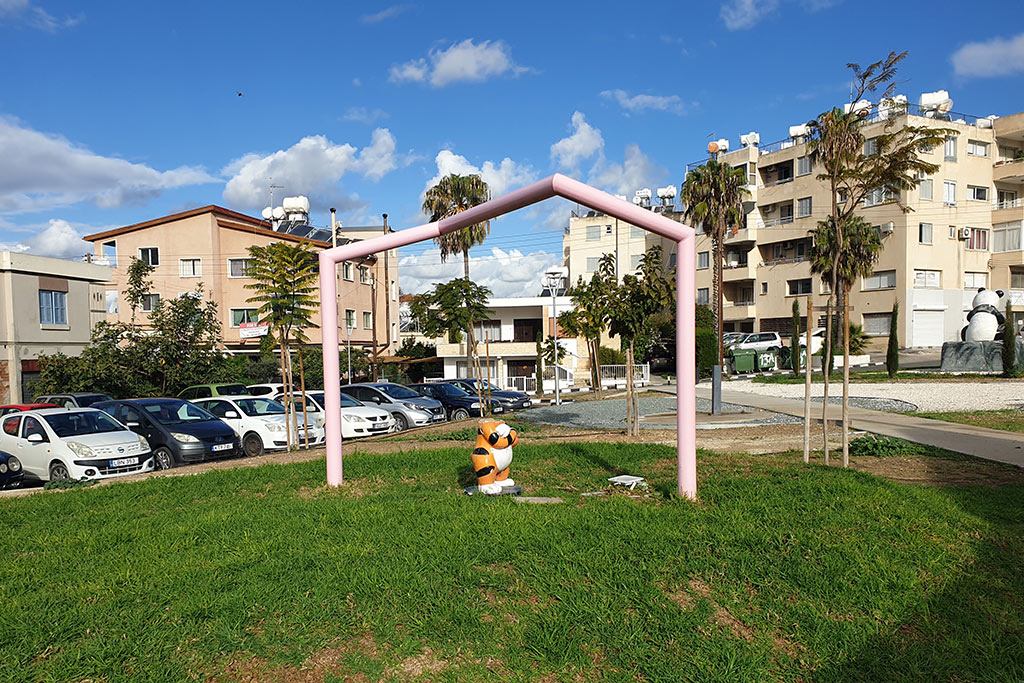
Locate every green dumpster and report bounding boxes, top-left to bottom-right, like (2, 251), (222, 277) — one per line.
(731, 348), (756, 373)
(756, 349), (778, 371)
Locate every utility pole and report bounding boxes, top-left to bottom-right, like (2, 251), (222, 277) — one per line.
(371, 276), (379, 380)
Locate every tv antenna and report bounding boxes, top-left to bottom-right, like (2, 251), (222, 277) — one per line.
(268, 179), (284, 206)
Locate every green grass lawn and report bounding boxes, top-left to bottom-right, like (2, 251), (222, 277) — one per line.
(914, 409), (1024, 433)
(1, 443), (1022, 681)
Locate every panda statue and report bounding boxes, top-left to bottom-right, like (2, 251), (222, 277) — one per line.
(961, 288), (1005, 342)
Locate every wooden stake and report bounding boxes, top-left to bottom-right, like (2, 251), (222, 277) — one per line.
(803, 296), (812, 464)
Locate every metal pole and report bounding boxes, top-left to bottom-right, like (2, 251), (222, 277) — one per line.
(347, 322), (352, 383)
(676, 235), (697, 500)
(319, 251), (343, 487)
(803, 296), (812, 464)
(551, 279), (560, 406)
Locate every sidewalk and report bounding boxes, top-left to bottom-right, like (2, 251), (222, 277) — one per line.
(673, 384), (1024, 468)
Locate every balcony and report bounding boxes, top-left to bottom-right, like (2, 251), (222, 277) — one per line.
(723, 302), (756, 320)
(993, 198), (1024, 223)
(762, 215), (794, 228)
(436, 341), (538, 357)
(723, 261), (756, 281)
(994, 158), (1024, 184)
(725, 226), (757, 244)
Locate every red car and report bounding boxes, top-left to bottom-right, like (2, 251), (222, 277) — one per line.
(0, 403), (57, 416)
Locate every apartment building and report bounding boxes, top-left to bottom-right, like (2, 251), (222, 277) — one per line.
(334, 222), (400, 358)
(0, 252), (112, 402)
(83, 206), (397, 356)
(564, 98), (1024, 348)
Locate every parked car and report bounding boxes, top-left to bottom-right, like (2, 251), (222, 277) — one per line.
(271, 392), (326, 429)
(0, 403), (57, 416)
(728, 332), (785, 353)
(340, 383), (444, 432)
(94, 398), (240, 470)
(722, 332), (747, 347)
(177, 384), (250, 400)
(0, 408), (153, 482)
(33, 393), (112, 408)
(0, 450), (24, 489)
(439, 378), (532, 410)
(246, 383), (285, 397)
(191, 396), (323, 457)
(408, 382), (503, 420)
(292, 391), (394, 439)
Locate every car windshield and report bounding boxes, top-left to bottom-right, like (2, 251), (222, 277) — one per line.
(235, 398), (286, 417)
(436, 383), (469, 397)
(44, 411), (125, 437)
(216, 384), (249, 396)
(142, 400), (216, 425)
(76, 394), (113, 407)
(377, 384), (421, 399)
(278, 395), (321, 412)
(311, 392), (361, 408)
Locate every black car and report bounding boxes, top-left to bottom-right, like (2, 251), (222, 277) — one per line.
(440, 378), (532, 410)
(33, 392), (113, 408)
(407, 382), (504, 420)
(0, 450), (23, 489)
(94, 398), (240, 470)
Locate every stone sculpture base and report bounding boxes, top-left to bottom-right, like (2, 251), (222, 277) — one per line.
(940, 340), (1024, 373)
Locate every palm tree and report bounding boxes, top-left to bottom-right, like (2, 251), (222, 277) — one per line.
(422, 173), (491, 380)
(680, 159), (750, 365)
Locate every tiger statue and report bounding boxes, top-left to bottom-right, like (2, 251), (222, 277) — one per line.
(471, 420), (519, 495)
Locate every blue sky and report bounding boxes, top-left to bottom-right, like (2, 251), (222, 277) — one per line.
(1, 0), (1022, 296)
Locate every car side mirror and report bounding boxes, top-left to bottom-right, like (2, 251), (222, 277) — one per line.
(27, 433), (44, 443)
(224, 410), (239, 419)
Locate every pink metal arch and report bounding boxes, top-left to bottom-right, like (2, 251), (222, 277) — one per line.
(318, 173), (698, 498)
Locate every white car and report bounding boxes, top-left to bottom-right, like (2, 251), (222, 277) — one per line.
(246, 383), (285, 397)
(272, 391), (394, 439)
(191, 396), (324, 457)
(730, 330), (825, 355)
(0, 408), (153, 482)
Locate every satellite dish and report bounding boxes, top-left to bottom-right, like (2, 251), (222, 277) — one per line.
(272, 207), (286, 220)
(707, 141), (719, 155)
(261, 207), (273, 220)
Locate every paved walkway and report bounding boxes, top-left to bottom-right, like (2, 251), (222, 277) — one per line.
(679, 384), (1024, 468)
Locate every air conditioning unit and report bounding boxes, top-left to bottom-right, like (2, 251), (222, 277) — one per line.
(880, 222), (895, 235)
(764, 205), (776, 214)
(959, 226), (971, 240)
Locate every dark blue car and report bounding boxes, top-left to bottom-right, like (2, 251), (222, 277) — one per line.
(408, 382), (504, 421)
(0, 450), (23, 489)
(440, 378), (533, 410)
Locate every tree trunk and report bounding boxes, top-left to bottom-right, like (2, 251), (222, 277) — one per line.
(593, 336), (604, 398)
(714, 235), (724, 366)
(625, 344), (634, 434)
(463, 249), (473, 383)
(821, 296), (832, 466)
(277, 334), (292, 451)
(842, 291), (850, 468)
(298, 345), (309, 450)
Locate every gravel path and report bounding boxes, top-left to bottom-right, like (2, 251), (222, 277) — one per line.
(523, 396), (800, 429)
(729, 379), (1024, 412)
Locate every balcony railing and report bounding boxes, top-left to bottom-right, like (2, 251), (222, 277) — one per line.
(762, 215), (795, 228)
(599, 364), (650, 387)
(994, 198), (1024, 210)
(725, 300), (755, 307)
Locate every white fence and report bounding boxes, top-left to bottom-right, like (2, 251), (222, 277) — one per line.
(599, 364), (650, 388)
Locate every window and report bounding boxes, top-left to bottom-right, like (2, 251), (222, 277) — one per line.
(631, 225), (645, 239)
(864, 137), (878, 156)
(797, 155), (812, 175)
(964, 272), (988, 290)
(105, 290), (119, 314)
(342, 262), (353, 280)
(629, 254), (641, 271)
(1013, 270), (1024, 289)
(864, 187), (896, 207)
(914, 269), (941, 289)
(228, 258), (252, 278)
(966, 227), (988, 251)
(968, 185), (988, 202)
(760, 282), (768, 295)
(586, 225), (600, 241)
(179, 258), (201, 277)
(948, 225), (958, 240)
(39, 290), (67, 325)
(797, 197), (812, 218)
(918, 177), (933, 201)
(779, 203), (794, 221)
(967, 140), (990, 157)
(585, 256), (600, 272)
(230, 308), (258, 327)
(993, 222), (1022, 253)
(359, 266), (371, 284)
(943, 180), (956, 206)
(772, 243), (785, 260)
(863, 270), (896, 290)
(101, 241), (117, 268)
(795, 241), (807, 259)
(473, 319), (501, 341)
(697, 251), (709, 270)
(363, 311), (372, 329)
(138, 247), (159, 266)
(141, 293), (160, 312)
(344, 309), (356, 329)
(863, 313), (892, 336)
(696, 288), (709, 305)
(944, 135), (957, 161)
(919, 222), (933, 245)
(787, 278), (812, 295)
(998, 189), (1018, 208)
(668, 253), (677, 269)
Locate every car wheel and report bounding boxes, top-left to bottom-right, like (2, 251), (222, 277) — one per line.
(242, 432), (265, 458)
(153, 447), (175, 471)
(48, 461), (71, 481)
(452, 407), (470, 421)
(392, 413), (408, 432)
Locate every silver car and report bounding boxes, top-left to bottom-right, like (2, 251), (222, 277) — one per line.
(340, 383), (446, 431)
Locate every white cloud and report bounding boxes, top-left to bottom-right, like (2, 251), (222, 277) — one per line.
(952, 32), (1024, 78)
(600, 89), (685, 115)
(0, 117), (217, 215)
(590, 144), (665, 196)
(0, 218), (93, 260)
(424, 149), (536, 200)
(720, 0), (779, 30)
(360, 4), (411, 23)
(399, 246), (560, 298)
(0, 0), (81, 32)
(389, 39), (529, 87)
(222, 128), (398, 209)
(343, 107), (389, 124)
(550, 111), (604, 170)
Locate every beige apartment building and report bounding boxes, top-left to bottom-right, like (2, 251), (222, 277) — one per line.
(83, 206), (398, 357)
(0, 252), (112, 402)
(565, 102), (1024, 348)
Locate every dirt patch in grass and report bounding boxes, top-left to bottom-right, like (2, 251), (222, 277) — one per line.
(211, 632), (381, 682)
(850, 454), (1024, 487)
(295, 477), (386, 500)
(394, 648), (447, 678)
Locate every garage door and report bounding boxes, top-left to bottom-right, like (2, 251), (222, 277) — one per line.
(912, 310), (944, 347)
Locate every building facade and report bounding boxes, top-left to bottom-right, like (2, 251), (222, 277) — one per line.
(0, 252), (112, 402)
(83, 206), (398, 357)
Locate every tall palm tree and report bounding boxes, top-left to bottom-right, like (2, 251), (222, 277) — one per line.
(680, 159), (750, 365)
(422, 173), (491, 381)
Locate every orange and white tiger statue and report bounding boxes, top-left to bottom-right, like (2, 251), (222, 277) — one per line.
(471, 420), (519, 495)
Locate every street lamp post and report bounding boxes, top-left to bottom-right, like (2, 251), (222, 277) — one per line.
(544, 267), (568, 406)
(346, 318), (353, 383)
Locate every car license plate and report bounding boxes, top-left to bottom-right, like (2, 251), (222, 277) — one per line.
(212, 443), (233, 452)
(110, 457), (138, 467)
(494, 407), (503, 413)
(373, 422), (386, 429)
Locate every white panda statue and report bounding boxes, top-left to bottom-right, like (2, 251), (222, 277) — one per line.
(961, 288), (1005, 342)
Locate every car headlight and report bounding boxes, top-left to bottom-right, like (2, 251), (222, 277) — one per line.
(137, 434), (149, 449)
(471, 402), (482, 408)
(170, 432), (199, 443)
(66, 441), (94, 458)
(0, 463), (6, 474)
(343, 414), (366, 423)
(265, 421), (286, 433)
(402, 402), (424, 411)
(8, 457), (21, 472)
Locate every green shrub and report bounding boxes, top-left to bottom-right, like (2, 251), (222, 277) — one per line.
(886, 299), (900, 378)
(695, 329), (716, 378)
(848, 434), (925, 458)
(598, 346), (627, 365)
(695, 304), (714, 331)
(1002, 300), (1019, 378)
